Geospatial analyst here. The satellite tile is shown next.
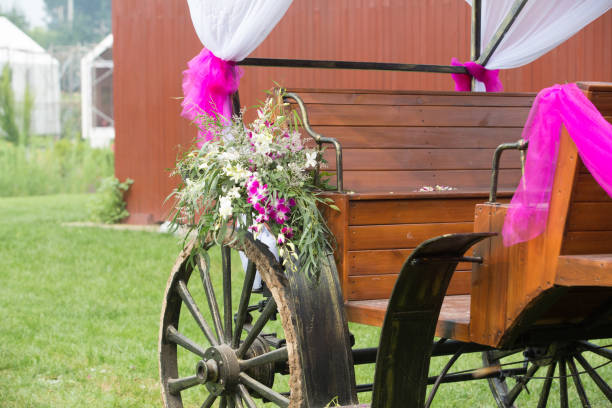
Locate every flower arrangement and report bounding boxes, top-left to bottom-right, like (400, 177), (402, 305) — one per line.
(170, 96), (337, 279)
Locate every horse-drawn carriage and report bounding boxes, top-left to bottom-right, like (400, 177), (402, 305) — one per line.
(157, 1), (612, 407)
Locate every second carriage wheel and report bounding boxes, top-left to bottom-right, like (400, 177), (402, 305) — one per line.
(483, 340), (612, 407)
(159, 234), (358, 408)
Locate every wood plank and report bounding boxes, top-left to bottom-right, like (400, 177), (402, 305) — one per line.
(344, 295), (471, 343)
(349, 198), (481, 225)
(288, 90), (535, 106)
(562, 231), (612, 255)
(346, 189), (514, 201)
(573, 173), (612, 202)
(567, 202), (612, 231)
(348, 222), (474, 251)
(345, 271), (471, 300)
(556, 255), (612, 287)
(322, 148), (520, 171)
(320, 193), (350, 302)
(348, 249), (473, 275)
(340, 169), (522, 193)
(304, 126), (524, 149)
(303, 104), (531, 127)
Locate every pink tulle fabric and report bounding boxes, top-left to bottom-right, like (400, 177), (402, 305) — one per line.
(502, 83), (612, 246)
(450, 58), (503, 92)
(181, 47), (243, 146)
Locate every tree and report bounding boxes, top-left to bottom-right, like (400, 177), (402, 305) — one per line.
(43, 0), (111, 45)
(0, 6), (30, 32)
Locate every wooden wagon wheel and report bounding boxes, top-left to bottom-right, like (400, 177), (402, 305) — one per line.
(159, 233), (358, 408)
(482, 341), (612, 407)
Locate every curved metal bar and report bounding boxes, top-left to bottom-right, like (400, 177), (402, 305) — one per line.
(424, 346), (465, 408)
(489, 139), (529, 203)
(283, 91), (344, 192)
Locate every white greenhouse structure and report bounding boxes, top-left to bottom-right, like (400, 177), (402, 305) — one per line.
(0, 17), (61, 135)
(81, 34), (114, 148)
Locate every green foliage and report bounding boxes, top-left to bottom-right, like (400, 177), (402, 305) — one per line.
(0, 65), (34, 146)
(0, 6), (30, 31)
(41, 0), (111, 46)
(0, 65), (20, 144)
(89, 177), (133, 224)
(0, 138), (114, 196)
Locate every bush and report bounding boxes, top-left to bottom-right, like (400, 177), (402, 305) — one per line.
(0, 138), (114, 196)
(88, 176), (133, 223)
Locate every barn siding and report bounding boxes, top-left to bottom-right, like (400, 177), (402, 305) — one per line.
(112, 0), (612, 223)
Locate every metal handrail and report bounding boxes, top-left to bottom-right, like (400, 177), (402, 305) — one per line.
(488, 139), (528, 203)
(282, 91), (344, 192)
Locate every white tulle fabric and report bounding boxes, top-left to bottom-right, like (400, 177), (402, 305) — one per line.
(186, 0), (293, 61)
(466, 0), (612, 90)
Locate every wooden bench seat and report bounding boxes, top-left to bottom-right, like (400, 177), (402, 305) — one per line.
(345, 294), (472, 342)
(291, 87), (537, 330)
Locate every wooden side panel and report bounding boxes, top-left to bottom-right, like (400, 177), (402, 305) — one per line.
(561, 85), (612, 255)
(341, 197), (480, 306)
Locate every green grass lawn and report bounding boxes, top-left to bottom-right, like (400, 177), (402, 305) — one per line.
(0, 194), (610, 407)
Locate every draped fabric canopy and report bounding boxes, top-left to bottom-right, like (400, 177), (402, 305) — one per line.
(465, 0), (612, 91)
(186, 0), (293, 62)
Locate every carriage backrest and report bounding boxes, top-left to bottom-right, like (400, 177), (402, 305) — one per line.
(285, 88), (534, 194)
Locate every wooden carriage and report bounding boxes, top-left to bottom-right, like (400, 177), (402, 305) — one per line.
(156, 2), (612, 406)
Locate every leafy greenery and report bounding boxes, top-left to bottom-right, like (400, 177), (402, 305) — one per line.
(37, 0), (111, 47)
(89, 177), (133, 224)
(0, 138), (114, 197)
(0, 6), (29, 31)
(0, 65), (34, 146)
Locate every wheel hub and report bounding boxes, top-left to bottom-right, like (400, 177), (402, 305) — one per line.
(198, 344), (241, 396)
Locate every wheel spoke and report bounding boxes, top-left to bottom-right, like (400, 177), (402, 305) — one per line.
(233, 260), (256, 348)
(504, 363), (539, 406)
(239, 372), (290, 407)
(425, 347), (464, 408)
(176, 280), (219, 346)
(536, 362), (556, 408)
(237, 298), (277, 358)
(559, 358), (569, 408)
(222, 245), (232, 344)
(577, 341), (612, 360)
(568, 357), (591, 407)
(238, 384), (258, 408)
(575, 352), (612, 402)
(219, 396), (227, 408)
(233, 392), (244, 408)
(198, 254), (224, 342)
(239, 347), (288, 371)
(167, 375), (203, 395)
(166, 325), (207, 358)
(200, 394), (217, 408)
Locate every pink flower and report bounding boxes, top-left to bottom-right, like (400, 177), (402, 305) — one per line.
(277, 233), (286, 245)
(248, 224), (259, 233)
(288, 198), (296, 207)
(281, 226), (294, 239)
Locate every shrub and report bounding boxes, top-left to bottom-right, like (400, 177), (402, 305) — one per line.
(89, 176), (133, 224)
(0, 138), (114, 196)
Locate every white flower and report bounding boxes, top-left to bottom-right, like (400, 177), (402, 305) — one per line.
(305, 151), (317, 168)
(219, 196), (233, 219)
(276, 164), (283, 171)
(227, 186), (241, 199)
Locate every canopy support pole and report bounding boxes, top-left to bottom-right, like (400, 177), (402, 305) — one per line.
(470, 0), (481, 91)
(476, 0), (529, 67)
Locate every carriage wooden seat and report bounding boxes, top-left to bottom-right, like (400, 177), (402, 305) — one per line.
(285, 88), (536, 337)
(468, 82), (612, 348)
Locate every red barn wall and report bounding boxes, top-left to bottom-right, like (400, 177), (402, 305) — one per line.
(112, 0), (612, 223)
